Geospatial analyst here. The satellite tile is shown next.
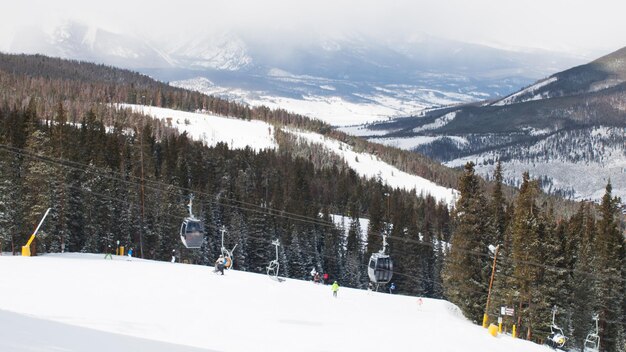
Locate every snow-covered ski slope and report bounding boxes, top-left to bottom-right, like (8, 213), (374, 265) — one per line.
(0, 253), (552, 352)
(119, 104), (458, 206)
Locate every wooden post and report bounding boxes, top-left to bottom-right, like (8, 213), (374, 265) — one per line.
(483, 245), (500, 327)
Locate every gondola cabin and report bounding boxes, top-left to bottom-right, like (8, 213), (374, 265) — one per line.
(368, 252), (393, 284)
(180, 218), (204, 248)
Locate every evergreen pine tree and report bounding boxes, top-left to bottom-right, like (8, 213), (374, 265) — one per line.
(23, 129), (56, 254)
(569, 202), (597, 350)
(593, 182), (624, 352)
(343, 203), (364, 288)
(442, 162), (490, 323)
(508, 172), (551, 340)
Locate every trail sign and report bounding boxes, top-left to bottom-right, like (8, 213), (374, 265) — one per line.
(501, 306), (515, 316)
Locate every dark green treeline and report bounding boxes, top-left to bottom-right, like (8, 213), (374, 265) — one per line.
(0, 103), (450, 299)
(443, 162), (625, 352)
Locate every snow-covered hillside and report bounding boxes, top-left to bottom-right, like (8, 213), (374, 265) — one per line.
(123, 105), (458, 206)
(491, 77), (558, 106)
(0, 253), (554, 352)
(118, 104), (277, 151)
(289, 129), (458, 206)
(444, 126), (626, 201)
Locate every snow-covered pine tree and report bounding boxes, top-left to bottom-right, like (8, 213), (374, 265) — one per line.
(343, 203), (364, 288)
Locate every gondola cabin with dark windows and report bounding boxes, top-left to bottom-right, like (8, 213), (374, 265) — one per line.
(367, 230), (393, 287)
(180, 195), (204, 249)
(368, 252), (393, 284)
(180, 218), (203, 248)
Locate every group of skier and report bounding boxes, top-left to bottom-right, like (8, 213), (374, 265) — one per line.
(310, 268), (340, 298)
(310, 268), (330, 285)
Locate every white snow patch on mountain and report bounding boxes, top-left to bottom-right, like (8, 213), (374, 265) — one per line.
(492, 76), (557, 106)
(170, 33), (252, 71)
(288, 129), (459, 206)
(336, 125), (398, 137)
(413, 111), (458, 132)
(117, 104), (277, 151)
(375, 135), (469, 150)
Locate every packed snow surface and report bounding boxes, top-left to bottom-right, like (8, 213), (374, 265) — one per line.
(0, 253), (555, 352)
(118, 104), (277, 151)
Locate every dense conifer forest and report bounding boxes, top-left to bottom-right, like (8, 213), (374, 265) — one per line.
(0, 53), (623, 351)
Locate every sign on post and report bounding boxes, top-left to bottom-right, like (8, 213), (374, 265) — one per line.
(501, 306), (515, 316)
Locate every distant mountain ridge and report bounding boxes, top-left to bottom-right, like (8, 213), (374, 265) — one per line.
(353, 46), (626, 202)
(492, 46), (626, 106)
(4, 19), (585, 126)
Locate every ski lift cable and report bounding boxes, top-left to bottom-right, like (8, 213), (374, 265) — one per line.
(40, 177), (466, 294)
(0, 143), (336, 228)
(29, 176), (626, 307)
(0, 144), (514, 263)
(0, 145), (616, 283)
(0, 143), (500, 260)
(18, 175), (481, 295)
(0, 144), (337, 228)
(1, 144), (622, 281)
(3, 146), (621, 285)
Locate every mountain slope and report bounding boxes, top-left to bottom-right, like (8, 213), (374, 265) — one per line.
(492, 46), (626, 106)
(120, 104), (458, 205)
(355, 46), (626, 202)
(0, 253), (551, 352)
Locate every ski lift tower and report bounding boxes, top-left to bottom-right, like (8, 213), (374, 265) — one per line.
(219, 225), (238, 269)
(266, 239), (281, 280)
(583, 314), (600, 352)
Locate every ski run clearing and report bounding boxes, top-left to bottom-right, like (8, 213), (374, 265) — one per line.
(119, 104), (458, 206)
(0, 253), (555, 352)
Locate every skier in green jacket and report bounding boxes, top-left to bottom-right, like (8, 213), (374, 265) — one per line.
(331, 281), (339, 298)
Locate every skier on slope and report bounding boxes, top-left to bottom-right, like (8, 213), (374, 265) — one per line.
(215, 255), (226, 275)
(331, 281), (339, 298)
(104, 244), (113, 260)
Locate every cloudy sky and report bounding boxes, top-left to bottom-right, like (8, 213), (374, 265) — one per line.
(1, 0), (624, 56)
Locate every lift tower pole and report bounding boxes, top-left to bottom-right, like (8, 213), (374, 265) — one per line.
(483, 244), (500, 328)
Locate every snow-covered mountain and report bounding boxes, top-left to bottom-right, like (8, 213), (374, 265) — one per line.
(166, 32), (584, 126)
(4, 19), (585, 126)
(348, 47), (626, 203)
(168, 32), (252, 71)
(9, 20), (174, 69)
(0, 253), (554, 352)
(120, 104), (459, 206)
